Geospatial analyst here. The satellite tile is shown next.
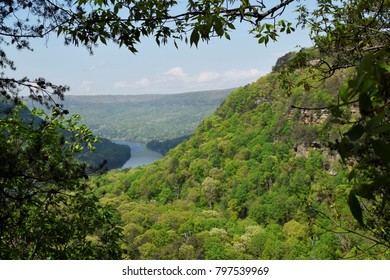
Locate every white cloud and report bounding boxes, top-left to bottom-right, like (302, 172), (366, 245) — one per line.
(161, 67), (264, 85)
(108, 67), (266, 95)
(195, 71), (221, 83)
(191, 68), (266, 85)
(135, 78), (150, 87)
(221, 69), (265, 81)
(164, 67), (188, 79)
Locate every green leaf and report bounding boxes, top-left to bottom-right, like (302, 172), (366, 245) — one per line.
(337, 137), (352, 163)
(100, 36), (107, 45)
(371, 124), (390, 134)
(330, 106), (342, 118)
(227, 22), (235, 30)
(354, 184), (375, 200)
(327, 32), (332, 42)
(215, 26), (224, 37)
(355, 177), (390, 200)
(348, 190), (364, 226)
(95, 0), (104, 7)
(339, 83), (349, 103)
(366, 110), (386, 132)
(371, 139), (390, 163)
(345, 124), (364, 141)
(258, 36), (265, 44)
(378, 61), (390, 72)
(264, 36), (269, 46)
(214, 17), (224, 37)
(359, 90), (372, 115)
(190, 28), (200, 47)
(372, 176), (390, 189)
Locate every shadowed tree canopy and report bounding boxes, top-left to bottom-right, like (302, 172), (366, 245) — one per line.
(278, 0), (390, 247)
(0, 100), (123, 259)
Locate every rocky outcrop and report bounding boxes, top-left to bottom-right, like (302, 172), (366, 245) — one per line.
(289, 108), (329, 124)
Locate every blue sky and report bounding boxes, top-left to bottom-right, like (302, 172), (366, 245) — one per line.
(6, 1), (312, 95)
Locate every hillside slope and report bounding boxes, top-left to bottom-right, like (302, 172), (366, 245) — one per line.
(92, 69), (388, 259)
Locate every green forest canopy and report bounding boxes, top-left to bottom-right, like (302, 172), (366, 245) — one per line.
(92, 61), (388, 259)
(1, 0), (389, 259)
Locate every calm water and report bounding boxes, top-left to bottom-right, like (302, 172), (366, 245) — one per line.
(114, 140), (163, 168)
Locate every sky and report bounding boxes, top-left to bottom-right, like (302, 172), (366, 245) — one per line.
(5, 1), (313, 96)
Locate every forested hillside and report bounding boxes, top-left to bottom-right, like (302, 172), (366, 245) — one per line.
(83, 138), (130, 170)
(63, 89), (232, 142)
(1, 97), (130, 171)
(92, 63), (389, 259)
(2, 0), (388, 262)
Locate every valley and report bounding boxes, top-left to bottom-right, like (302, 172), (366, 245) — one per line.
(23, 89), (233, 170)
(62, 89), (233, 143)
(89, 59), (389, 259)
(1, 0), (389, 262)
(3, 55), (389, 260)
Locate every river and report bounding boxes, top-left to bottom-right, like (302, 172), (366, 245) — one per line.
(113, 140), (163, 169)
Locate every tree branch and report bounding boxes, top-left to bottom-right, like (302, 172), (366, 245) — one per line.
(291, 99), (359, 111)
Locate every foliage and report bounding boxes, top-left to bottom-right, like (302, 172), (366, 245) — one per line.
(277, 0), (390, 246)
(335, 48), (390, 246)
(1, 0), (73, 111)
(1, 0), (389, 259)
(60, 0), (295, 52)
(83, 137), (131, 170)
(92, 69), (389, 259)
(147, 135), (191, 155)
(296, 0), (389, 76)
(0, 101), (122, 259)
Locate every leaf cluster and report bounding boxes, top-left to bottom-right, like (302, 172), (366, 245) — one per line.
(57, 0), (296, 51)
(0, 103), (122, 259)
(1, 0), (74, 110)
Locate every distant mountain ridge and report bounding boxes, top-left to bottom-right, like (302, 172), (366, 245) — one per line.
(62, 89), (234, 143)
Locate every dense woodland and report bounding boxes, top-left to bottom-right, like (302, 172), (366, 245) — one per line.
(91, 60), (389, 259)
(147, 135), (191, 155)
(1, 0), (389, 260)
(83, 138), (130, 170)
